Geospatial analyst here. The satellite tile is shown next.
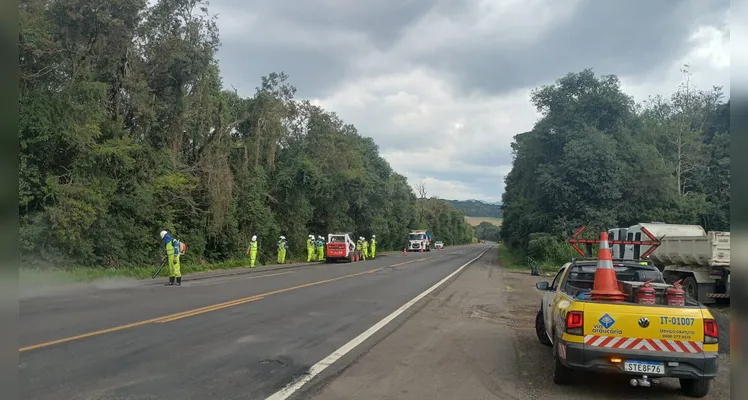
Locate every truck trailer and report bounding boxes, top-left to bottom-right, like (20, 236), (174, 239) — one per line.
(609, 223), (730, 304)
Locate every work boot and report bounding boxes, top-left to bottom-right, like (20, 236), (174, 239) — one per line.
(175, 277), (182, 286)
(165, 277), (175, 286)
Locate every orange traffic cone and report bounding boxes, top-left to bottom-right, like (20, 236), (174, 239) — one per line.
(591, 232), (626, 302)
(403, 248), (407, 256)
(420, 248), (424, 253)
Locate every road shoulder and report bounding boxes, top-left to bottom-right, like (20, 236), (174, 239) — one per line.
(307, 247), (527, 400)
(307, 248), (731, 400)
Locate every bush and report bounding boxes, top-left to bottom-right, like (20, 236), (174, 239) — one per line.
(526, 233), (579, 266)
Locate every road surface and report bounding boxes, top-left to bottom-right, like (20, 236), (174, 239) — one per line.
(20, 246), (487, 399)
(308, 249), (731, 400)
(19, 245), (730, 399)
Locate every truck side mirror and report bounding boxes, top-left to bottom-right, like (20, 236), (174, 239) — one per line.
(535, 281), (550, 291)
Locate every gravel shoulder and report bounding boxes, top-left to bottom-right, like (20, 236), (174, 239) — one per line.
(307, 248), (731, 400)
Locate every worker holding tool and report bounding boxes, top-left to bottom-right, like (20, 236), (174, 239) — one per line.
(316, 235), (325, 261)
(246, 235), (258, 268)
(160, 230), (182, 286)
(370, 235), (376, 259)
(307, 234), (315, 262)
(277, 236), (288, 264)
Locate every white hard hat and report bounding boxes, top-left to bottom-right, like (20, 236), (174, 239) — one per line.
(160, 230), (167, 239)
(372, 235), (376, 238)
(318, 235), (323, 239)
(252, 235), (257, 241)
(280, 235), (285, 240)
(309, 234), (314, 238)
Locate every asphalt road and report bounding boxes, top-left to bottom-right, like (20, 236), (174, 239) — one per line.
(309, 249), (730, 400)
(20, 245), (488, 400)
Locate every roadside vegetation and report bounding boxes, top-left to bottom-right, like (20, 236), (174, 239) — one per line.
(500, 67), (730, 267)
(446, 200), (502, 218)
(19, 0), (474, 281)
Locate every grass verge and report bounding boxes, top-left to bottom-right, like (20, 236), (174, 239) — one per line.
(19, 247), (414, 287)
(496, 243), (563, 275)
(19, 254), (328, 287)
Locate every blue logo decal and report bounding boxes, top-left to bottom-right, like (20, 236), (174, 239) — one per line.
(599, 314), (616, 329)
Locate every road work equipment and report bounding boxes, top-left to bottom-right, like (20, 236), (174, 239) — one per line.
(152, 256), (167, 279)
(325, 233), (358, 263)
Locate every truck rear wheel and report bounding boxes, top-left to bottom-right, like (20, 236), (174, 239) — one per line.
(680, 378), (710, 398)
(683, 277), (698, 301)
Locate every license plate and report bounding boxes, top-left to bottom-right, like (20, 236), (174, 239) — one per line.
(624, 360), (665, 375)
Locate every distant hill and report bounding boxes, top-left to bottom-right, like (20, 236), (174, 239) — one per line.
(445, 200), (502, 218)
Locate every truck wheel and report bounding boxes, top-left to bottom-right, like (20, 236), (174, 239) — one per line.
(683, 277), (699, 301)
(536, 310), (552, 347)
(552, 340), (574, 385)
(680, 378), (710, 398)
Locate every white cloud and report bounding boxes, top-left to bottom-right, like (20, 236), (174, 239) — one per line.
(211, 0), (730, 202)
(620, 12), (730, 104)
(314, 68), (538, 200)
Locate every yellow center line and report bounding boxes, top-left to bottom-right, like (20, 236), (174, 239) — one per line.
(19, 267), (382, 353)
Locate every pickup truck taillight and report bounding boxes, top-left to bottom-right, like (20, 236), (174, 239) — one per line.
(704, 319), (719, 344)
(565, 311), (584, 335)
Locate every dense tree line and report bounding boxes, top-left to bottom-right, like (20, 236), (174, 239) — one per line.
(18, 0), (473, 270)
(445, 199), (502, 218)
(475, 222), (501, 243)
(500, 68), (730, 264)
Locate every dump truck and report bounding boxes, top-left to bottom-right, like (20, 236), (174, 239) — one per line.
(609, 223), (731, 304)
(407, 230), (432, 252)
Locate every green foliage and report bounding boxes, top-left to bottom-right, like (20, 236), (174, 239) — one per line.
(444, 199), (502, 218)
(500, 67), (729, 264)
(475, 221), (500, 242)
(19, 0), (472, 273)
(415, 198), (475, 246)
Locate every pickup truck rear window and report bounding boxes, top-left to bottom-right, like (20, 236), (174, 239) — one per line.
(563, 264), (664, 296)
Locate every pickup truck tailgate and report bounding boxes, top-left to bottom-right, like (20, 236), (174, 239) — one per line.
(582, 303), (706, 353)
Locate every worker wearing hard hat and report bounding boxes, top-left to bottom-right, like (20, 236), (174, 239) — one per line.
(370, 235), (377, 259)
(160, 230), (182, 286)
(361, 236), (369, 260)
(307, 234), (315, 262)
(316, 235), (325, 261)
(277, 236), (288, 264)
(246, 235), (259, 268)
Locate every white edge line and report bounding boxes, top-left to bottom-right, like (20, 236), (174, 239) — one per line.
(264, 246), (492, 400)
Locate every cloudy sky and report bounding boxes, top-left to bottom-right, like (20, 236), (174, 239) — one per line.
(212, 0), (730, 202)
